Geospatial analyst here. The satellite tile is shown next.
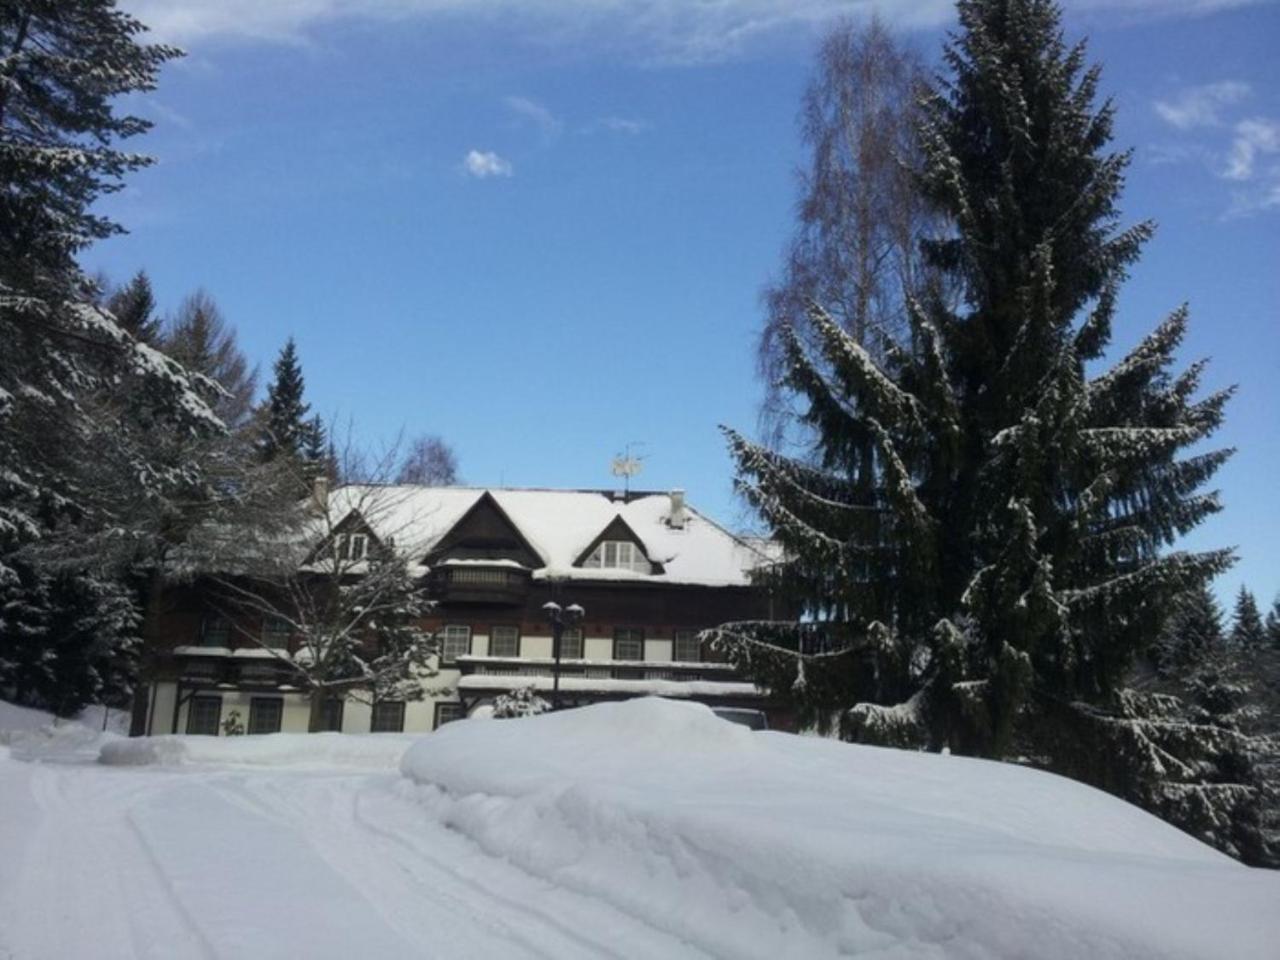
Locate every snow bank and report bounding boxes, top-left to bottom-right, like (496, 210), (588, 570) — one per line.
(401, 697), (1279, 960)
(100, 731), (417, 769)
(0, 700), (124, 762)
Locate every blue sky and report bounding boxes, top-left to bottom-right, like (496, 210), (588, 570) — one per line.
(91, 0), (1278, 606)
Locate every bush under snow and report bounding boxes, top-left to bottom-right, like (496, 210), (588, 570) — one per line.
(400, 697), (1279, 960)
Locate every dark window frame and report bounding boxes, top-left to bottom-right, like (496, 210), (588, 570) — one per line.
(200, 615), (230, 648)
(613, 627), (645, 662)
(434, 702), (464, 729)
(248, 696), (284, 735)
(488, 624), (521, 658)
(440, 624), (472, 665)
(318, 697), (344, 733)
(261, 616), (291, 650)
(186, 695), (222, 735)
(371, 700), (406, 733)
(673, 629), (702, 663)
(558, 627), (583, 660)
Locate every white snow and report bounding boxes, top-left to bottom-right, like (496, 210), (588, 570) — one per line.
(99, 731), (417, 769)
(401, 698), (1280, 960)
(2, 696), (1277, 959)
(324, 485), (770, 586)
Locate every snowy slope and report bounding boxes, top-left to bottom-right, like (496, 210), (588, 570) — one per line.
(2, 698), (1276, 959)
(402, 697), (1280, 960)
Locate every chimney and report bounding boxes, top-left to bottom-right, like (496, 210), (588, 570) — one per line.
(311, 475), (329, 515)
(668, 488), (687, 529)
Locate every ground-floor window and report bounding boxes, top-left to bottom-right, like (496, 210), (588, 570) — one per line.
(318, 698), (344, 732)
(248, 696), (283, 735)
(186, 695), (222, 735)
(371, 700), (406, 733)
(434, 702), (464, 729)
(673, 630), (702, 663)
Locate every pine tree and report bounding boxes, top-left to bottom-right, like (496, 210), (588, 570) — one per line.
(1266, 596), (1280, 649)
(1229, 586), (1266, 649)
(715, 0), (1237, 835)
(260, 338), (312, 462)
(107, 271), (162, 344)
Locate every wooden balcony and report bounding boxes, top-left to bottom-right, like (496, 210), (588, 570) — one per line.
(428, 564), (531, 605)
(455, 654), (741, 683)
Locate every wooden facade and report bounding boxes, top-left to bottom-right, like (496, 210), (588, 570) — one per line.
(132, 486), (781, 736)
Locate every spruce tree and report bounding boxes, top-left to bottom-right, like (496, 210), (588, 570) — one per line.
(107, 271), (162, 344)
(0, 2), (221, 712)
(717, 0), (1236, 828)
(1153, 579), (1224, 674)
(260, 338), (311, 462)
(1229, 587), (1266, 649)
(1266, 596), (1280, 649)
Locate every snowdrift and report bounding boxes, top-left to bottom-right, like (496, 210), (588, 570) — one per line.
(100, 731), (417, 769)
(0, 701), (125, 762)
(401, 697), (1279, 960)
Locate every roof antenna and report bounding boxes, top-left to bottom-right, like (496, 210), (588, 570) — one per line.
(610, 442), (646, 500)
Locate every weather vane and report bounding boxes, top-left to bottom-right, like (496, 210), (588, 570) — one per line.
(610, 441), (647, 495)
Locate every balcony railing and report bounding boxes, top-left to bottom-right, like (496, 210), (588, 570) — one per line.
(428, 565), (531, 605)
(455, 654), (740, 684)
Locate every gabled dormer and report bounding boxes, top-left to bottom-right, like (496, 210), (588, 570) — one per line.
(574, 515), (663, 575)
(308, 511), (381, 566)
(426, 491), (543, 568)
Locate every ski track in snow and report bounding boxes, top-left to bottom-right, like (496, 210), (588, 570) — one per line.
(0, 757), (707, 960)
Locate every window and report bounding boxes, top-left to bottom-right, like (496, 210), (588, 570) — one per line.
(582, 540), (649, 573)
(200, 615), (230, 648)
(489, 625), (520, 658)
(186, 696), (222, 735)
(371, 700), (405, 733)
(318, 698), (344, 733)
(558, 628), (583, 661)
(248, 697), (283, 735)
(335, 532), (369, 562)
(441, 624), (471, 664)
(673, 630), (702, 663)
(613, 628), (644, 662)
(434, 702), (464, 729)
(262, 616), (291, 649)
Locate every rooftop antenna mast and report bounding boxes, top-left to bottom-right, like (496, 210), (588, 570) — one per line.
(610, 441), (647, 498)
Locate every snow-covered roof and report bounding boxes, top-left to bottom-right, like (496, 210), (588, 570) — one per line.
(324, 486), (770, 587)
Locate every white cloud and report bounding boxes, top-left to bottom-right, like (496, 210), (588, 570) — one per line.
(598, 116), (651, 135)
(1154, 80), (1251, 130)
(123, 1), (1268, 63)
(462, 149), (513, 178)
(505, 96), (563, 140)
(1223, 117), (1280, 180)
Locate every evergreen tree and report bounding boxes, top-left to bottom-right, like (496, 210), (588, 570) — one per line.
(260, 338), (311, 462)
(1266, 596), (1280, 649)
(1229, 586), (1266, 649)
(0, 2), (220, 712)
(107, 271), (162, 344)
(716, 0), (1238, 842)
(1154, 580), (1224, 673)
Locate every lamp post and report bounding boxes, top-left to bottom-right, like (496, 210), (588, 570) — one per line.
(542, 600), (584, 710)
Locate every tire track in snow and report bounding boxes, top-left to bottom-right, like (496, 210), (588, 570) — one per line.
(225, 771), (711, 960)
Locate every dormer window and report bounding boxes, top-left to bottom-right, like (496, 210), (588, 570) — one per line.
(335, 532), (368, 561)
(582, 540), (649, 573)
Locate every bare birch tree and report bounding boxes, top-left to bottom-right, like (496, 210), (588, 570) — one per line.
(759, 17), (949, 446)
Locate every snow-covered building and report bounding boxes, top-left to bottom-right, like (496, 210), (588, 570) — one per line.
(132, 486), (780, 736)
